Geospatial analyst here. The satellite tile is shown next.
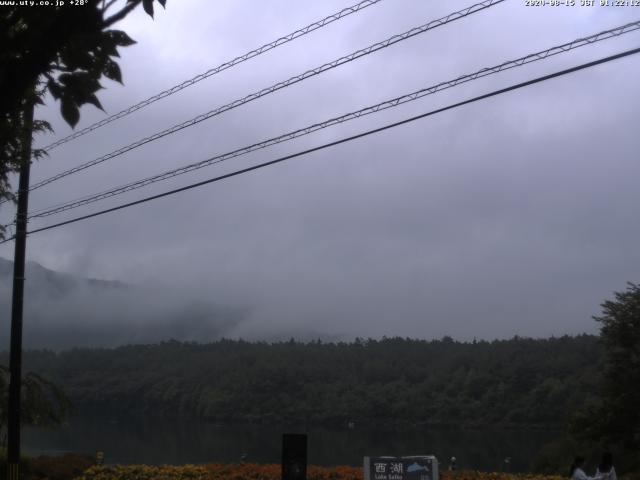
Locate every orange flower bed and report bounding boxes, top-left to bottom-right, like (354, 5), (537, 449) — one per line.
(74, 464), (564, 480)
(205, 463), (362, 480)
(443, 472), (564, 480)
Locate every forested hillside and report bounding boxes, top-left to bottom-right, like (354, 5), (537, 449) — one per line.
(0, 258), (243, 349)
(6, 335), (601, 427)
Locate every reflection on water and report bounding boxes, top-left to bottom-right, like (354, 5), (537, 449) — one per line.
(23, 416), (558, 472)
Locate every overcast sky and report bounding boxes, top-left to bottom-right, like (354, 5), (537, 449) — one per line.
(1, 0), (639, 344)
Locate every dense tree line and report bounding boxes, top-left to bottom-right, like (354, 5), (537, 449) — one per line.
(1, 335), (601, 428)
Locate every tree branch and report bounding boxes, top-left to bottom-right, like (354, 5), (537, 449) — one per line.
(103, 0), (140, 27)
(102, 0), (119, 14)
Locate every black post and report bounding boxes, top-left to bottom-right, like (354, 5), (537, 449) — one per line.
(282, 433), (307, 480)
(7, 99), (34, 480)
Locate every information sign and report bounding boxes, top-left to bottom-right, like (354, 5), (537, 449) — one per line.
(364, 455), (438, 480)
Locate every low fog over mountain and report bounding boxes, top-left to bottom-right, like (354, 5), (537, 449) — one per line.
(0, 258), (249, 350)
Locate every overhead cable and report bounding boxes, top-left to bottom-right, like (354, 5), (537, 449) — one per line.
(5, 45), (636, 242)
(41, 0), (386, 152)
(27, 0), (505, 193)
(27, 20), (640, 220)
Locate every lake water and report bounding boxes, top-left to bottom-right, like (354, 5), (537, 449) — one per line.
(23, 416), (558, 472)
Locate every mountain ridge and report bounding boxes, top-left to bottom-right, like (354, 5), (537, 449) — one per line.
(0, 257), (245, 350)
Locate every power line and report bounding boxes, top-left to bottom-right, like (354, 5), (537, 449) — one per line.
(40, 0), (386, 152)
(8, 46), (637, 241)
(26, 0), (504, 194)
(26, 20), (640, 220)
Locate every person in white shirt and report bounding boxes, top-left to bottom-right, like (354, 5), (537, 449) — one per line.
(595, 452), (617, 480)
(570, 456), (593, 480)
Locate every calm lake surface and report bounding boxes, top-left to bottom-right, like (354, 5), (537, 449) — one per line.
(23, 416), (558, 472)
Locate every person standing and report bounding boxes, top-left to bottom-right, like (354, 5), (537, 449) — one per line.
(595, 452), (617, 480)
(570, 456), (593, 480)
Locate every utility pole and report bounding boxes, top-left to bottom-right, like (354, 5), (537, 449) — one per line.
(7, 97), (34, 480)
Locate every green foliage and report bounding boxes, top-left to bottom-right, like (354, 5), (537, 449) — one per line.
(0, 0), (167, 212)
(10, 335), (601, 428)
(595, 282), (640, 446)
(531, 436), (579, 475)
(570, 283), (640, 472)
(0, 365), (71, 448)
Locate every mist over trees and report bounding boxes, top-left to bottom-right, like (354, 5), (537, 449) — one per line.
(0, 258), (246, 349)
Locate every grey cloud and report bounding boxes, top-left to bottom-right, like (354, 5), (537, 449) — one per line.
(1, 0), (639, 347)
